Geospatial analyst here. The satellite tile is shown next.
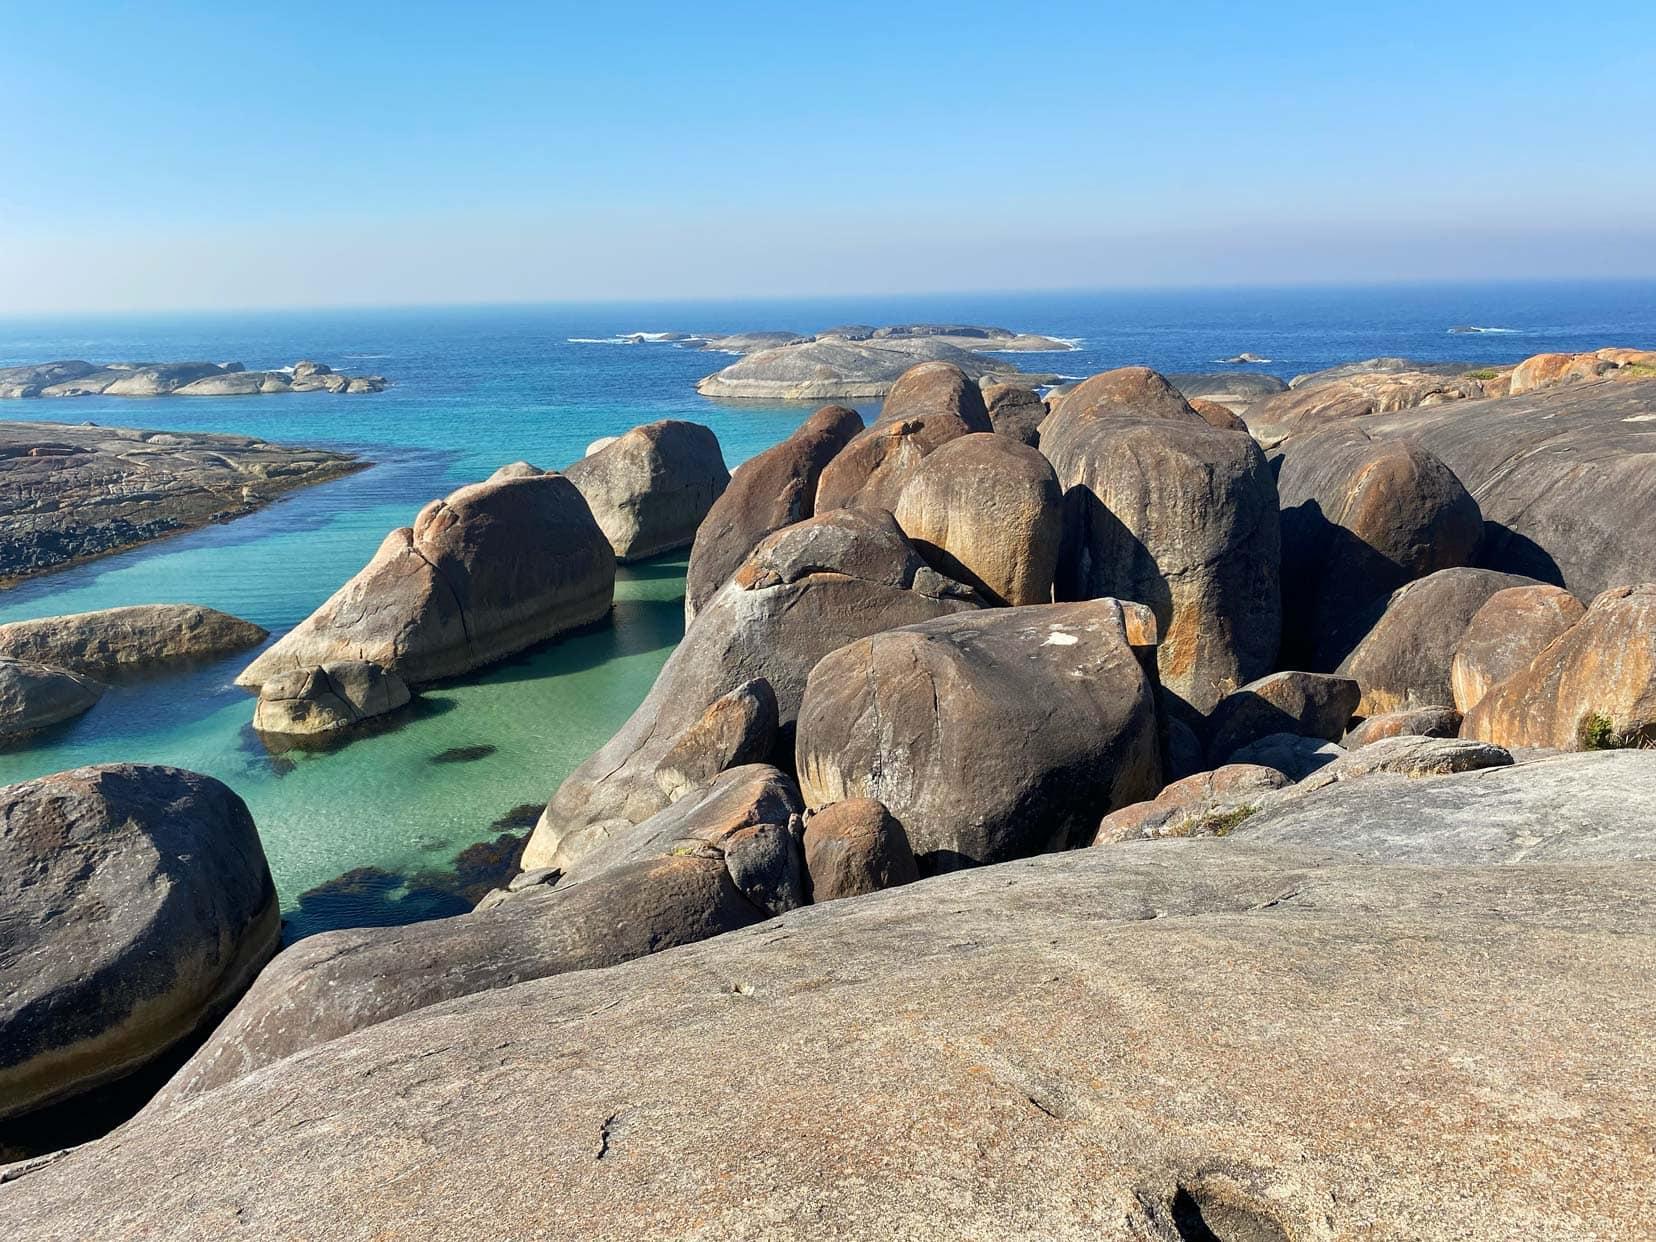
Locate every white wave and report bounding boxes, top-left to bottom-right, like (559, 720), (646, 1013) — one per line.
(1448, 326), (1521, 334)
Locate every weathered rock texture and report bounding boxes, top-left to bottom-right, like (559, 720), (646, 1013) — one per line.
(684, 405), (862, 621)
(11, 842), (1656, 1240)
(980, 383), (1048, 445)
(522, 509), (978, 871)
(1450, 584), (1585, 713)
(815, 363), (994, 512)
(1274, 425), (1483, 667)
(0, 421), (364, 581)
(1247, 371), (1488, 442)
(1336, 567), (1538, 715)
(1462, 584), (1656, 749)
(801, 799), (919, 902)
(1168, 370), (1288, 417)
(1044, 366), (1200, 425)
(0, 765), (278, 1122)
(0, 359), (384, 400)
(1204, 670), (1360, 764)
(251, 661), (411, 736)
(237, 470), (615, 689)
(892, 433), (1061, 606)
(155, 765), (801, 1106)
(1094, 763), (1291, 844)
(1343, 705), (1462, 748)
(0, 659), (102, 740)
(1507, 347), (1656, 394)
(694, 331), (1065, 400)
(0, 604), (267, 676)
(1042, 374), (1281, 712)
(796, 600), (1162, 869)
(651, 679), (777, 804)
(563, 421), (730, 562)
(1350, 378), (1656, 599)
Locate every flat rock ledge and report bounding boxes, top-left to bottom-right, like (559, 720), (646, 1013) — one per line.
(0, 421), (366, 581)
(5, 841), (1653, 1240)
(0, 359), (386, 399)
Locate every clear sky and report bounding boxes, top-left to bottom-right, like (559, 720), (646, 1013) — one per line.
(4, 0), (1653, 312)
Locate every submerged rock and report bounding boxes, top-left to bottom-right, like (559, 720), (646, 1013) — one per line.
(563, 420), (730, 562)
(0, 765), (277, 1122)
(237, 469), (615, 689)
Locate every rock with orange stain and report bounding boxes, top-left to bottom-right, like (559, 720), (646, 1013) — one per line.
(1450, 584), (1586, 713)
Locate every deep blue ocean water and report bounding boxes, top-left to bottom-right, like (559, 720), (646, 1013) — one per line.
(1, 281), (1652, 939)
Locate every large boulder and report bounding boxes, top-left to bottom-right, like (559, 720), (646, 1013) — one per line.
(1041, 365), (1198, 426)
(521, 509), (979, 871)
(1462, 584), (1656, 750)
(1343, 705), (1462, 748)
(251, 660), (411, 737)
(1203, 670), (1360, 764)
(1336, 567), (1539, 716)
(801, 799), (919, 902)
(563, 420), (730, 562)
(891, 433), (1060, 606)
(683, 405), (862, 621)
(0, 765), (278, 1122)
(1042, 375), (1281, 712)
(14, 843), (1656, 1240)
(1349, 379), (1656, 599)
(0, 659), (102, 740)
(814, 362), (991, 512)
(1237, 749), (1656, 864)
(650, 679), (777, 805)
(1450, 584), (1586, 713)
(979, 382), (1047, 445)
(154, 765), (802, 1106)
(1273, 425), (1483, 667)
(1508, 347), (1656, 394)
(0, 604), (267, 676)
(1093, 763), (1291, 844)
(237, 470), (615, 689)
(796, 600), (1162, 870)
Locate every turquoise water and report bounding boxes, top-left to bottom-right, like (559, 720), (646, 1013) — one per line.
(2, 286), (1652, 938)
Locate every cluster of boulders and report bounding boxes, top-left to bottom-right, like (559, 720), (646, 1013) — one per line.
(5, 348), (1656, 1236)
(0, 359), (386, 399)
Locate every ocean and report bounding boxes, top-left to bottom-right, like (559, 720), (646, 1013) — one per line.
(2, 281), (1652, 940)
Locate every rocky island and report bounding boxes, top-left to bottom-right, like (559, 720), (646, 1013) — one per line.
(0, 420), (366, 581)
(0, 359), (387, 399)
(691, 323), (1074, 399)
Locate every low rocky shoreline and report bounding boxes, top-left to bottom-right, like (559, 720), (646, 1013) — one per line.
(0, 359), (387, 399)
(0, 420), (367, 582)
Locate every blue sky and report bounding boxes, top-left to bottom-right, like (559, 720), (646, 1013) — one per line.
(3, 1), (1653, 311)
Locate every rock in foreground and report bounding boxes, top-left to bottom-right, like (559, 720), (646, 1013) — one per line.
(0, 765), (278, 1122)
(8, 842), (1655, 1239)
(0, 421), (364, 582)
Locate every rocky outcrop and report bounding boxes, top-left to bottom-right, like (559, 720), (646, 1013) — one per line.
(796, 600), (1162, 869)
(1224, 732), (1346, 780)
(1508, 347), (1656, 394)
(650, 679), (777, 804)
(1042, 365), (1199, 425)
(801, 799), (919, 902)
(0, 659), (102, 740)
(979, 383), (1047, 445)
(814, 363), (993, 512)
(683, 405), (862, 621)
(1343, 705), (1462, 747)
(14, 842), (1656, 1240)
(1462, 584), (1656, 749)
(237, 470), (615, 689)
(695, 334), (1061, 400)
(0, 604), (267, 675)
(1288, 357), (1484, 388)
(1236, 749), (1653, 864)
(0, 359), (386, 399)
(0, 421), (364, 582)
(1204, 670), (1360, 764)
(0, 765), (277, 1122)
(1274, 425), (1483, 667)
(1042, 373), (1281, 713)
(563, 421), (730, 562)
(1248, 370), (1488, 442)
(521, 509), (979, 871)
(1350, 378), (1656, 599)
(1093, 763), (1291, 844)
(1336, 567), (1539, 715)
(1449, 584), (1585, 713)
(154, 765), (803, 1106)
(1167, 370), (1289, 417)
(891, 433), (1061, 606)
(251, 661), (411, 737)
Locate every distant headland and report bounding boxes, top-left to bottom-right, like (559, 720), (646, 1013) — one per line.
(0, 359), (387, 399)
